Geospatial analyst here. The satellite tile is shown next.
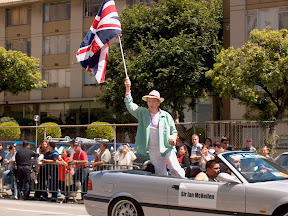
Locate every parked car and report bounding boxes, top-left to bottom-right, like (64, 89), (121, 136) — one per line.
(84, 151), (288, 216)
(275, 152), (288, 170)
(0, 141), (36, 153)
(47, 136), (106, 154)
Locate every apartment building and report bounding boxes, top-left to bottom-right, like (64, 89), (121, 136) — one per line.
(224, 0), (288, 120)
(0, 0), (215, 125)
(1, 0), (287, 125)
(0, 0), (156, 124)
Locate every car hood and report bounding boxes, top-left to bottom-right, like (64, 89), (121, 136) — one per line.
(247, 179), (288, 192)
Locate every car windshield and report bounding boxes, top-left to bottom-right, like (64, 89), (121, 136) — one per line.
(86, 144), (101, 155)
(222, 152), (288, 183)
(275, 154), (288, 167)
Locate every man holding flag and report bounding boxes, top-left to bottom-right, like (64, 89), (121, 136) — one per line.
(76, 0), (122, 84)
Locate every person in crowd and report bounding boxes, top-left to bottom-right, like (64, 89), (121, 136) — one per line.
(92, 141), (112, 167)
(213, 141), (225, 154)
(190, 134), (203, 165)
(56, 149), (74, 202)
(195, 160), (221, 182)
(3, 145), (17, 199)
(124, 77), (185, 178)
(261, 146), (275, 161)
(0, 143), (4, 164)
(114, 143), (136, 170)
(34, 140), (49, 201)
(199, 145), (215, 171)
(15, 141), (37, 200)
(176, 136), (191, 156)
(230, 157), (242, 171)
(204, 137), (215, 154)
(68, 139), (76, 159)
(176, 144), (191, 168)
(41, 141), (60, 202)
(220, 136), (234, 151)
(242, 137), (257, 152)
(71, 141), (88, 201)
(212, 142), (225, 163)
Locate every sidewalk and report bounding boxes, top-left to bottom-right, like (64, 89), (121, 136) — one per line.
(1, 186), (83, 204)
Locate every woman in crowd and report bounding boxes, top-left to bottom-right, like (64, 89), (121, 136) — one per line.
(57, 149), (74, 202)
(176, 144), (191, 168)
(204, 137), (215, 154)
(114, 144), (137, 170)
(199, 145), (215, 171)
(34, 140), (48, 201)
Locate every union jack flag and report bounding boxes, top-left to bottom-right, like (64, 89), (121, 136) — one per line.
(76, 0), (122, 84)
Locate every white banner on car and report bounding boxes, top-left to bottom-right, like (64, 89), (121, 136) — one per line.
(178, 183), (218, 208)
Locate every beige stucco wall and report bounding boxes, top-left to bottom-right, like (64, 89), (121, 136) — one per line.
(30, 2), (43, 101)
(230, 0), (246, 48)
(70, 0), (83, 99)
(230, 99), (247, 120)
(228, 0), (247, 120)
(0, 7), (5, 47)
(246, 0), (288, 10)
(42, 54), (70, 69)
(6, 24), (31, 39)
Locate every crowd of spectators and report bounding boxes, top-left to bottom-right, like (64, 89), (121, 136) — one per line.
(173, 134), (276, 182)
(0, 139), (121, 203)
(0, 134), (278, 201)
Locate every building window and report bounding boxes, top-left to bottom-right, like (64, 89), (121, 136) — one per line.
(43, 69), (70, 88)
(246, 7), (288, 40)
(43, 1), (71, 22)
(83, 71), (97, 86)
(43, 35), (70, 55)
(126, 0), (155, 7)
(6, 6), (31, 26)
(83, 0), (102, 17)
(6, 39), (31, 56)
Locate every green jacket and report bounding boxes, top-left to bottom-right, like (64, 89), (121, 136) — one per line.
(124, 93), (177, 156)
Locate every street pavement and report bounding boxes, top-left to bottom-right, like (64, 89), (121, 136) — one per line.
(0, 198), (90, 216)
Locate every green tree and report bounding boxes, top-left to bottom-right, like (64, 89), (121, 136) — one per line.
(86, 122), (114, 141)
(0, 47), (46, 94)
(206, 28), (288, 150)
(0, 122), (21, 140)
(100, 0), (223, 122)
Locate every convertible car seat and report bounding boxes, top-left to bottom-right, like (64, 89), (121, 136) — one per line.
(185, 165), (202, 178)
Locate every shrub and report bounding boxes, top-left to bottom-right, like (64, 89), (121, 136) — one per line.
(86, 122), (114, 141)
(0, 122), (21, 140)
(37, 122), (61, 141)
(0, 117), (17, 124)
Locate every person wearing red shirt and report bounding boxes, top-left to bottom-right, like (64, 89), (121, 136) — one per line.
(71, 142), (88, 201)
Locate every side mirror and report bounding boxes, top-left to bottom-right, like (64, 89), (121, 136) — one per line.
(217, 172), (241, 184)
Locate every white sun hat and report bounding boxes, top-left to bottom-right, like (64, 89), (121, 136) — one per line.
(142, 90), (164, 103)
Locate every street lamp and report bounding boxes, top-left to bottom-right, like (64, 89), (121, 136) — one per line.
(34, 115), (40, 146)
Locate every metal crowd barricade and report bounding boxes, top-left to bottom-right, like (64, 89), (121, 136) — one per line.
(0, 163), (11, 197)
(30, 161), (140, 202)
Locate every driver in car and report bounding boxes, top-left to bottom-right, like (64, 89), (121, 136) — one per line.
(195, 160), (221, 182)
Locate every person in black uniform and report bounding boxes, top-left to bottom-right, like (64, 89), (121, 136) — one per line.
(15, 141), (37, 200)
(41, 142), (59, 202)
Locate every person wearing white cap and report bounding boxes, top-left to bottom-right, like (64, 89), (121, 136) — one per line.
(124, 77), (185, 178)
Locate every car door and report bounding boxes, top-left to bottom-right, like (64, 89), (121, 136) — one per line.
(168, 178), (245, 216)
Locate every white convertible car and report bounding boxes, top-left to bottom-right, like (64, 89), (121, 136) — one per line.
(84, 151), (288, 216)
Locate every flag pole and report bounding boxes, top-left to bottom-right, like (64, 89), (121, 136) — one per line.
(118, 35), (128, 78)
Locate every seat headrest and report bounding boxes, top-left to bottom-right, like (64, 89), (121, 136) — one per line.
(185, 165), (202, 178)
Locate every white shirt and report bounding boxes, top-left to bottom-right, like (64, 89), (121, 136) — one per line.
(149, 112), (160, 151)
(115, 150), (137, 169)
